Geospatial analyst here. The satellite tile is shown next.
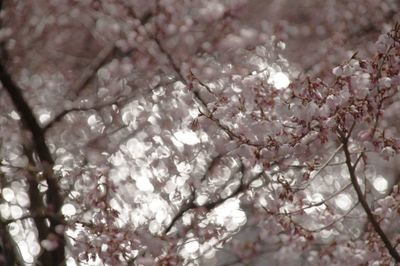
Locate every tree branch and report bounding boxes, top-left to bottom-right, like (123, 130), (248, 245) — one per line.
(0, 220), (23, 266)
(0, 63), (66, 266)
(64, 44), (115, 100)
(164, 162), (261, 234)
(339, 129), (400, 262)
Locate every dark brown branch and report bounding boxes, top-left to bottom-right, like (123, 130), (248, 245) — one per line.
(0, 1), (4, 59)
(43, 44), (116, 132)
(43, 96), (123, 132)
(0, 220), (23, 266)
(165, 155), (225, 233)
(0, 63), (66, 266)
(0, 173), (22, 265)
(164, 162), (260, 234)
(339, 129), (400, 262)
(65, 44), (115, 100)
(47, 38), (143, 130)
(0, 64), (52, 163)
(164, 195), (196, 234)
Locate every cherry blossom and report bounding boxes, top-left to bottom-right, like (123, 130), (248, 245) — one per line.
(0, 1), (400, 266)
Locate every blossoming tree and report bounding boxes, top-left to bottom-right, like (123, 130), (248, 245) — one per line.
(0, 0), (399, 265)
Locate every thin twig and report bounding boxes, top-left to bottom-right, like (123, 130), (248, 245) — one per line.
(295, 144), (343, 190)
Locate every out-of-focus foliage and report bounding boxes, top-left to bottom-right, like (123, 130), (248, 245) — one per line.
(0, 1), (399, 265)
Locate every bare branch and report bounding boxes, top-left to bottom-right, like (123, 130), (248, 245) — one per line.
(65, 44), (115, 100)
(339, 129), (400, 262)
(0, 220), (23, 266)
(0, 63), (66, 266)
(295, 144), (343, 190)
(164, 161), (263, 234)
(43, 96), (123, 132)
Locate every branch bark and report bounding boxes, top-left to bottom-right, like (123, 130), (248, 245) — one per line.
(65, 44), (115, 100)
(0, 63), (66, 266)
(338, 129), (400, 262)
(164, 162), (261, 235)
(0, 218), (25, 266)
